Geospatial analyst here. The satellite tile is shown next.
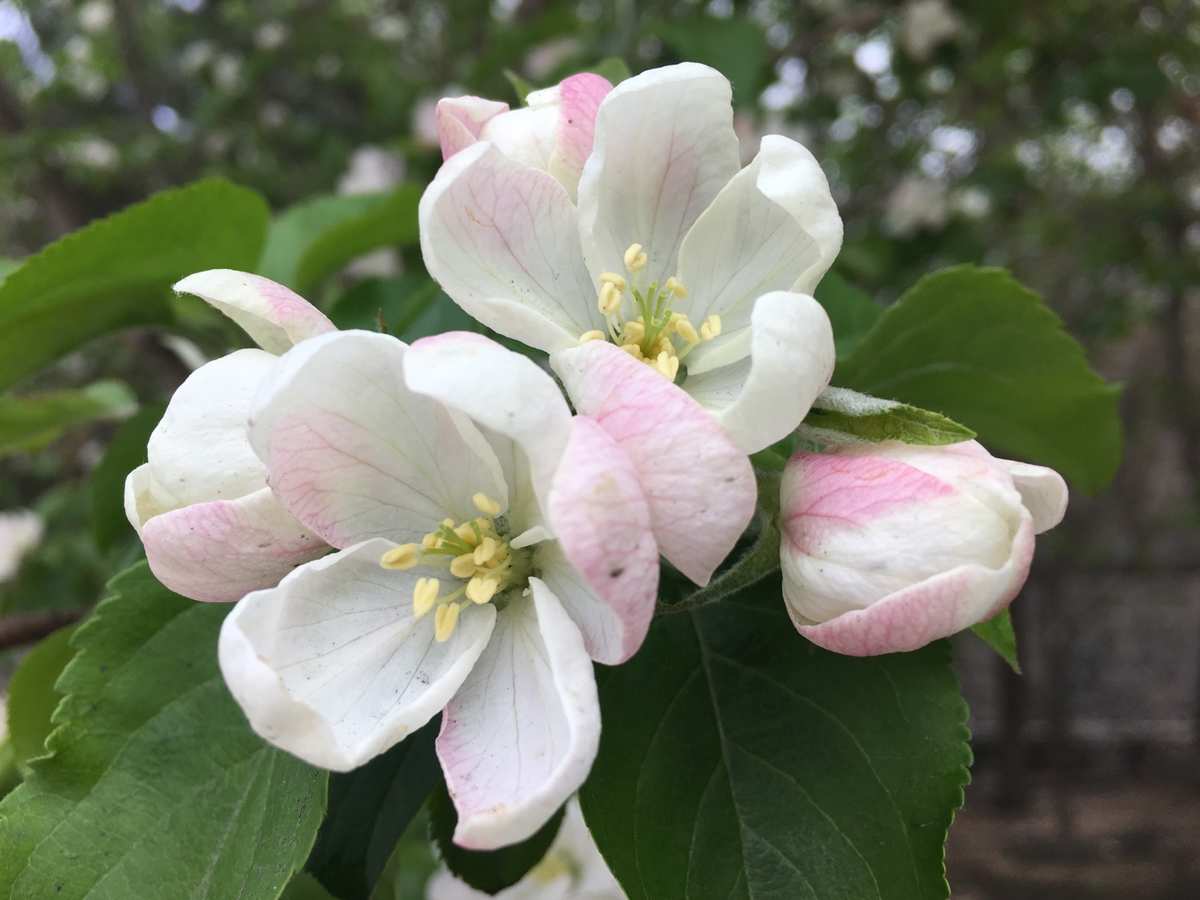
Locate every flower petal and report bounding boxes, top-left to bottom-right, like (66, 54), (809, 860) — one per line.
(405, 332), (573, 520)
(1001, 460), (1069, 534)
(542, 416), (658, 664)
(146, 348), (276, 509)
(250, 330), (506, 548)
(419, 141), (601, 352)
(550, 340), (756, 585)
(140, 487), (325, 603)
(436, 95), (510, 159)
(124, 462), (175, 534)
(577, 62), (740, 286)
(219, 538), (496, 770)
(174, 269), (334, 354)
(788, 511), (1036, 656)
(684, 291), (835, 453)
(677, 134), (841, 330)
(551, 72), (612, 191)
(437, 578), (599, 849)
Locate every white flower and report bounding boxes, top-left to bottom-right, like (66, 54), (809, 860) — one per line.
(426, 800), (625, 899)
(779, 440), (1068, 655)
(421, 63), (840, 456)
(900, 0), (965, 61)
(125, 270), (335, 602)
(884, 174), (949, 236)
(218, 331), (666, 849)
(0, 509), (43, 583)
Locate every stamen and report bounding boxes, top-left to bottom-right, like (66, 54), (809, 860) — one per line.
(673, 317), (699, 345)
(473, 536), (498, 565)
(466, 575), (499, 605)
(619, 343), (643, 359)
(380, 543), (419, 570)
(621, 320), (645, 345)
(413, 577), (440, 618)
(579, 329), (605, 343)
(434, 602), (462, 642)
(472, 493), (501, 516)
(449, 553), (476, 578)
(700, 314), (722, 341)
(623, 243), (648, 272)
(598, 282), (622, 315)
(665, 276), (687, 298)
(454, 522), (480, 545)
(599, 272), (627, 291)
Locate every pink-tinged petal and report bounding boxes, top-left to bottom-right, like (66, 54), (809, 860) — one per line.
(419, 141), (602, 352)
(550, 341), (755, 586)
(124, 463), (175, 535)
(405, 332), (573, 519)
(577, 63), (740, 286)
(174, 269), (334, 354)
(554, 72), (612, 180)
(542, 416), (658, 664)
(1001, 459), (1068, 533)
(789, 512), (1036, 656)
(140, 487), (326, 603)
(684, 291), (835, 453)
(438, 578), (599, 850)
(220, 539), (496, 770)
(436, 95), (510, 159)
(250, 330), (506, 548)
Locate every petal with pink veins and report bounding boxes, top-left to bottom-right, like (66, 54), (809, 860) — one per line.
(174, 269), (334, 354)
(543, 416), (658, 664)
(550, 340), (756, 585)
(436, 95), (509, 159)
(219, 539), (496, 770)
(140, 486), (326, 603)
(437, 578), (599, 850)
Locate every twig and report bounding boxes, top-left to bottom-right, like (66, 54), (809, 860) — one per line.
(0, 608), (87, 651)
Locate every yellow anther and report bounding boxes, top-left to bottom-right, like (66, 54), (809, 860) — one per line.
(598, 282), (622, 315)
(413, 577), (440, 618)
(673, 317), (700, 345)
(473, 536), (498, 566)
(380, 543), (420, 570)
(619, 343), (643, 359)
(599, 272), (627, 291)
(434, 601), (462, 642)
(620, 320), (645, 344)
(700, 314), (722, 341)
(454, 522), (480, 545)
(579, 329), (605, 344)
(472, 493), (501, 516)
(421, 532), (439, 550)
(466, 575), (499, 605)
(665, 276), (688, 298)
(623, 243), (647, 272)
(655, 350), (680, 381)
(450, 553), (477, 578)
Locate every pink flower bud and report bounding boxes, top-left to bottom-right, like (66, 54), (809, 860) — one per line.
(779, 440), (1067, 656)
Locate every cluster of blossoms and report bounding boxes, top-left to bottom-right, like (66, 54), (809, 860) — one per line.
(128, 64), (1067, 855)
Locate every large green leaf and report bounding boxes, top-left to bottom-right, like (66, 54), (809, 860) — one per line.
(0, 563), (328, 900)
(836, 266), (1121, 492)
(814, 272), (883, 359)
(0, 380), (136, 456)
(653, 18), (767, 106)
(0, 178), (269, 390)
(581, 582), (971, 900)
(307, 720), (441, 900)
(4, 625), (77, 775)
(258, 187), (421, 296)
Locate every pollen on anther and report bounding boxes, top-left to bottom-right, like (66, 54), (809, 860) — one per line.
(472, 493), (501, 516)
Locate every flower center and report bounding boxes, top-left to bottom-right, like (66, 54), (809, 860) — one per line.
(578, 241), (721, 382)
(378, 492), (531, 642)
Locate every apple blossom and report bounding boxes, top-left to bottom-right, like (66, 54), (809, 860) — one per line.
(0, 509), (43, 583)
(425, 800), (625, 900)
(779, 439), (1068, 656)
(124, 269), (335, 602)
(218, 330), (669, 848)
(420, 62), (840, 457)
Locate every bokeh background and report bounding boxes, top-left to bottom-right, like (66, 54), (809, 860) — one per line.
(2, 1), (1198, 896)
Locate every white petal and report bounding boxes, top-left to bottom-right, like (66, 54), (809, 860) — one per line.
(419, 142), (601, 352)
(146, 348), (275, 509)
(437, 578), (600, 850)
(219, 539), (496, 771)
(124, 462), (175, 534)
(404, 333), (572, 521)
(174, 269), (334, 354)
(249, 330), (506, 548)
(577, 63), (740, 286)
(684, 291), (835, 453)
(1001, 459), (1069, 533)
(678, 135), (840, 331)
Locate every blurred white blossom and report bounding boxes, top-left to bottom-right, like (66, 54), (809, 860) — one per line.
(884, 174), (949, 235)
(78, 0), (112, 34)
(900, 0), (964, 61)
(0, 509), (43, 583)
(338, 146), (406, 277)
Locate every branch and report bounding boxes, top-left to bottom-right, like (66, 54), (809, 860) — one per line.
(0, 608), (87, 650)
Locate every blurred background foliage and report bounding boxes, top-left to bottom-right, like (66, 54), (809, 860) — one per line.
(1, 0), (1199, 895)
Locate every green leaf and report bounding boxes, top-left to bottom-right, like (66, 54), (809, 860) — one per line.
(4, 625), (77, 775)
(259, 187), (421, 296)
(0, 178), (269, 390)
(814, 272), (883, 359)
(307, 720), (441, 900)
(89, 403), (165, 553)
(581, 581), (971, 900)
(971, 611), (1020, 673)
(0, 563), (328, 900)
(836, 266), (1122, 492)
(281, 873), (338, 900)
(0, 259), (18, 284)
(326, 275), (442, 335)
(0, 381), (136, 455)
(803, 387), (976, 446)
(428, 784), (564, 895)
(589, 57), (632, 85)
(653, 18), (767, 106)
(504, 68), (538, 102)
